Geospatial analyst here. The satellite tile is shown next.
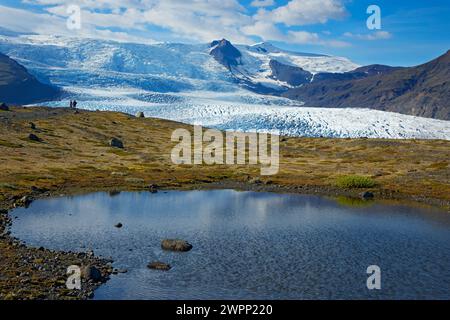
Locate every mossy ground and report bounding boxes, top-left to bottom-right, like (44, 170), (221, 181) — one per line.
(1, 107), (448, 206)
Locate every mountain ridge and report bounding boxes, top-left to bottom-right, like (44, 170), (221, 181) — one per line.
(0, 52), (60, 105)
(283, 50), (450, 120)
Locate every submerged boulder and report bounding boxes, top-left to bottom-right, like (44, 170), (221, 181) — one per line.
(161, 239), (193, 252)
(147, 261), (171, 271)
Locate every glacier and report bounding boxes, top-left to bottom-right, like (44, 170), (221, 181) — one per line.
(0, 34), (449, 140)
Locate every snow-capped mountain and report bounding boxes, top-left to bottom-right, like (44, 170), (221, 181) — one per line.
(0, 33), (448, 140)
(0, 35), (357, 92)
(237, 41), (358, 87)
(209, 38), (358, 92)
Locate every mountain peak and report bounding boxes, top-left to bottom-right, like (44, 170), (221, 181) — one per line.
(249, 42), (281, 53)
(210, 38), (233, 48)
(209, 38), (242, 69)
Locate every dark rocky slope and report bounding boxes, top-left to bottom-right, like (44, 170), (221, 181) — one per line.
(284, 51), (450, 120)
(210, 39), (242, 70)
(269, 60), (312, 86)
(0, 52), (60, 105)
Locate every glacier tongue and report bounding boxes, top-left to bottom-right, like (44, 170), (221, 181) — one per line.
(0, 34), (449, 140)
(42, 87), (450, 140)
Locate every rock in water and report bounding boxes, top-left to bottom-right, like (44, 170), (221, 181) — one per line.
(161, 239), (193, 252)
(81, 266), (102, 282)
(0, 102), (9, 111)
(28, 133), (41, 142)
(110, 137), (124, 148)
(149, 184), (158, 193)
(136, 111), (145, 118)
(147, 261), (171, 271)
(114, 223), (123, 228)
(115, 268), (128, 274)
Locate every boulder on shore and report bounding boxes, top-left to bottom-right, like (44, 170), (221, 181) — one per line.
(360, 191), (374, 200)
(147, 261), (171, 271)
(28, 133), (41, 142)
(0, 102), (9, 111)
(161, 239), (193, 252)
(81, 265), (102, 282)
(16, 196), (33, 208)
(110, 137), (124, 149)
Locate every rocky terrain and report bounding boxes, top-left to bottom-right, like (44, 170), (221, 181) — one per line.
(0, 204), (112, 300)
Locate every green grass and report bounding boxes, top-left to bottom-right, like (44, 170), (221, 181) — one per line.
(335, 175), (376, 188)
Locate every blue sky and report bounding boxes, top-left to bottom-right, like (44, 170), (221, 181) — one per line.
(0, 0), (449, 66)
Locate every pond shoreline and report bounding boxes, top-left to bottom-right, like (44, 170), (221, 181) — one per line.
(0, 106), (449, 299)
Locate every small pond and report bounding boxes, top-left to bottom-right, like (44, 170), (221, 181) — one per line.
(10, 190), (450, 299)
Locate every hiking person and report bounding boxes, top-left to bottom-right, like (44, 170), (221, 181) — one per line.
(73, 100), (77, 109)
(69, 100), (73, 108)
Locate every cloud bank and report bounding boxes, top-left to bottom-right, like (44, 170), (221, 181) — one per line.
(1, 0), (355, 46)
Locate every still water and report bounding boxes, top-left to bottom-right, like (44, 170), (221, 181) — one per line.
(10, 190), (450, 299)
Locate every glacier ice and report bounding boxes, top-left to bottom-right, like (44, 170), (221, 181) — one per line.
(0, 34), (448, 140)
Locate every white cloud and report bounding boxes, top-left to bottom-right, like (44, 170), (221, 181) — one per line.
(255, 0), (347, 26)
(0, 4), (152, 43)
(241, 22), (350, 47)
(287, 30), (320, 43)
(288, 31), (351, 47)
(344, 31), (392, 40)
(1, 0), (351, 48)
(250, 0), (275, 7)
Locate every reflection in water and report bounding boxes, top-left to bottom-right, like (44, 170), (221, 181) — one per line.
(335, 196), (376, 208)
(10, 190), (450, 300)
